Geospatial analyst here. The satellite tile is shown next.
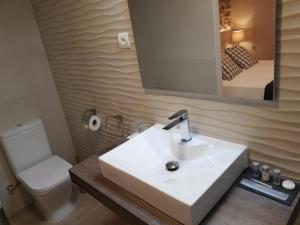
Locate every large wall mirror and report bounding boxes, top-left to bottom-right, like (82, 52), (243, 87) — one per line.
(128, 0), (278, 104)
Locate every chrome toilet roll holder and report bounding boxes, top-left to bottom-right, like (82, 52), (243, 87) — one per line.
(83, 108), (97, 117)
(82, 108), (125, 137)
(81, 109), (97, 127)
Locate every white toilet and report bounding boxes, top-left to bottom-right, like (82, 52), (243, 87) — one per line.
(0, 119), (76, 221)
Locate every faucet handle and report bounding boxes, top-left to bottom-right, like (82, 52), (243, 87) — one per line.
(168, 110), (188, 120)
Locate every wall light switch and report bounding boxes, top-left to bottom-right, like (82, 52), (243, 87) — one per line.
(118, 32), (130, 49)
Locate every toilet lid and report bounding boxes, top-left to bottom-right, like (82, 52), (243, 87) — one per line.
(17, 155), (73, 193)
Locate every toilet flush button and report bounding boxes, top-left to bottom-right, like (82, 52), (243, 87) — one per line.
(282, 180), (296, 191)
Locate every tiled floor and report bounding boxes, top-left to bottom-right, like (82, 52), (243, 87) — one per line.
(9, 193), (129, 225)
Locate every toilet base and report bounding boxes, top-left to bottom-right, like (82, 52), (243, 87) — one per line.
(31, 181), (79, 222)
(35, 199), (74, 221)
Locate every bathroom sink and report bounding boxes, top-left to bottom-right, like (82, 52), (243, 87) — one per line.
(99, 124), (248, 225)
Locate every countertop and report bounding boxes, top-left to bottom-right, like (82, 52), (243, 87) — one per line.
(69, 139), (300, 225)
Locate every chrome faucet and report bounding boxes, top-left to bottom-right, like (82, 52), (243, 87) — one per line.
(163, 110), (192, 142)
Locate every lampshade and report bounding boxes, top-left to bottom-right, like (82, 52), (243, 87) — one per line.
(232, 30), (245, 43)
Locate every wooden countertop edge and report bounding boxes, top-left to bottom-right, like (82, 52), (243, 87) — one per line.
(70, 155), (183, 225)
(70, 168), (147, 225)
(70, 138), (183, 225)
(290, 197), (300, 225)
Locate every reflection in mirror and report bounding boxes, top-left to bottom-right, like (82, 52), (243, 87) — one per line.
(128, 0), (277, 104)
(219, 0), (276, 101)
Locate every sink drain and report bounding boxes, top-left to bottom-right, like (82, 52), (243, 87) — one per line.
(166, 161), (180, 172)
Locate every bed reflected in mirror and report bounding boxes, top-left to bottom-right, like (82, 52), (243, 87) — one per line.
(219, 0), (276, 101)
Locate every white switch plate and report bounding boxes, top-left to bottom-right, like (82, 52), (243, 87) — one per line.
(118, 32), (130, 49)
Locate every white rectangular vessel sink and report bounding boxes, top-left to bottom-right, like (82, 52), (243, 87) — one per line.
(99, 124), (248, 225)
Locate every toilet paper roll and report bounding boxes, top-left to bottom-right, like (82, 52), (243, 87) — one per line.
(88, 115), (101, 131)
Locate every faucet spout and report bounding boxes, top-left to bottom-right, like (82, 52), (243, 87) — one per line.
(162, 118), (182, 130)
(163, 110), (192, 142)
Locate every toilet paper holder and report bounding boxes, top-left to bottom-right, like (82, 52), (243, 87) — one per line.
(82, 109), (96, 120)
(81, 109), (125, 137)
(81, 108), (101, 131)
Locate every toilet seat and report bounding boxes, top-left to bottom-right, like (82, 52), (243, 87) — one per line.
(31, 177), (72, 195)
(17, 155), (73, 194)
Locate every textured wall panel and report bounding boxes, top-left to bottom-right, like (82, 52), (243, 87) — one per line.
(30, 0), (300, 181)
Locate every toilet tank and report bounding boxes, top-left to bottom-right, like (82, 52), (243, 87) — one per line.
(0, 119), (52, 175)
